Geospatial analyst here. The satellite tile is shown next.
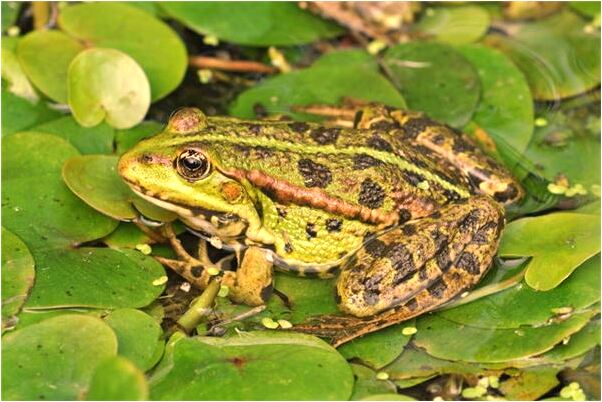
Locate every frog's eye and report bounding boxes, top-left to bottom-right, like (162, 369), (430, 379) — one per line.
(176, 150), (211, 181)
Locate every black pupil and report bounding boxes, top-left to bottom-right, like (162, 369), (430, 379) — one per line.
(183, 156), (202, 171)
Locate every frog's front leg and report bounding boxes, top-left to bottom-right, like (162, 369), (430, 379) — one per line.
(296, 196), (504, 346)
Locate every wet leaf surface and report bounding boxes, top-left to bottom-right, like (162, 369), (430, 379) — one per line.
(150, 332), (354, 400)
(86, 356), (149, 401)
(499, 213), (601, 291)
(32, 116), (114, 155)
(415, 5), (490, 44)
(230, 50), (406, 120)
(383, 42), (480, 127)
(350, 363), (397, 401)
(1, 227), (35, 325)
(68, 48), (151, 129)
(160, 2), (344, 46)
(1, 89), (62, 136)
(59, 2), (187, 101)
(104, 223), (152, 249)
(2, 314), (117, 400)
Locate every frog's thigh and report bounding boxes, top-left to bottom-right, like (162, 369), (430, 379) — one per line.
(336, 196), (504, 318)
(227, 246), (274, 306)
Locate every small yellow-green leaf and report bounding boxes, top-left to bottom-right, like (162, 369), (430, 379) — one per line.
(68, 48), (150, 129)
(415, 5), (490, 45)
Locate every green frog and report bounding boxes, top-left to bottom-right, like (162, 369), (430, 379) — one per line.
(118, 106), (523, 345)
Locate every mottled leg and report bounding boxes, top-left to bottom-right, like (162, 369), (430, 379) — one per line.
(294, 196), (505, 346)
(227, 246), (274, 306)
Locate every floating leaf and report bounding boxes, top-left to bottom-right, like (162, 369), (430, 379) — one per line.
(230, 50), (406, 120)
(160, 2), (344, 46)
(150, 332), (354, 400)
(86, 357), (149, 401)
(32, 116), (114, 155)
(1, 2), (20, 32)
(2, 314), (117, 400)
(350, 364), (397, 401)
(485, 11), (601, 100)
(360, 394), (416, 401)
(1, 227), (35, 324)
(413, 310), (595, 363)
(540, 318), (600, 363)
(458, 44), (533, 154)
(104, 223), (152, 249)
(498, 367), (560, 401)
(115, 121), (163, 155)
(59, 2), (187, 101)
(2, 36), (38, 102)
(62, 154), (176, 222)
(104, 308), (164, 371)
(499, 213), (600, 290)
(438, 255), (600, 328)
(68, 48), (151, 129)
(16, 30), (84, 103)
(383, 42), (480, 127)
(570, 1), (601, 18)
(1, 90), (62, 136)
(415, 5), (490, 44)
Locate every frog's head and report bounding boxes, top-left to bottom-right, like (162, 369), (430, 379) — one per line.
(118, 108), (274, 244)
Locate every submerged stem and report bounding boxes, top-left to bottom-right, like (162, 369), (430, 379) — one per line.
(176, 279), (221, 334)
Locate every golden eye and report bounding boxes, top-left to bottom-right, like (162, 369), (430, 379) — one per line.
(176, 150), (211, 181)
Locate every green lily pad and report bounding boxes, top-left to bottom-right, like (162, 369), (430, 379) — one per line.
(62, 154), (176, 222)
(339, 320), (415, 369)
(1, 227), (35, 324)
(150, 332), (354, 400)
(86, 356), (149, 401)
(383, 42), (480, 127)
(1, 89), (62, 136)
(540, 319), (600, 362)
(104, 223), (152, 249)
(2, 314), (117, 400)
(104, 308), (164, 371)
(570, 1), (601, 18)
(16, 30), (84, 103)
(413, 310), (595, 363)
(32, 116), (114, 155)
(59, 2), (187, 101)
(498, 367), (561, 401)
(68, 48), (151, 129)
(360, 394), (416, 401)
(458, 44), (533, 155)
(230, 50), (406, 120)
(1, 2), (20, 32)
(2, 36), (38, 102)
(485, 11), (601, 101)
(115, 120), (163, 155)
(499, 213), (601, 291)
(437, 255), (600, 329)
(350, 364), (397, 401)
(415, 5), (490, 44)
(160, 2), (344, 46)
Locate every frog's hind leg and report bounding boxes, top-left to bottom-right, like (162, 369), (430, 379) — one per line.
(355, 107), (524, 205)
(294, 196), (505, 347)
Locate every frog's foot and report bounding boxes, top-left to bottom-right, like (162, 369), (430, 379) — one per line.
(297, 196), (505, 347)
(227, 246), (274, 306)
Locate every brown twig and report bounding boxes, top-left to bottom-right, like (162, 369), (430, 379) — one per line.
(189, 56), (277, 74)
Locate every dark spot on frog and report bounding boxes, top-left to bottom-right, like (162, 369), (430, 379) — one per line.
(402, 224), (416, 236)
(364, 238), (387, 259)
(432, 134), (446, 145)
(140, 154), (153, 164)
(310, 127), (340, 145)
(353, 110), (364, 127)
(402, 170), (425, 186)
(429, 210), (442, 219)
(472, 222), (497, 244)
(398, 208), (412, 223)
(436, 251), (452, 272)
(297, 158), (332, 188)
(366, 134), (393, 152)
(370, 119), (398, 130)
(457, 252), (480, 275)
(358, 178), (385, 209)
(253, 103), (268, 118)
(326, 218), (342, 232)
(247, 124), (262, 134)
(390, 244), (417, 284)
(427, 279), (448, 298)
(353, 154), (382, 170)
(334, 288), (342, 304)
(228, 356), (247, 369)
(253, 146), (274, 158)
(363, 291), (380, 306)
(405, 298), (418, 311)
(191, 266), (203, 277)
(306, 222), (317, 239)
(402, 117), (436, 139)
(442, 189), (462, 201)
(459, 210), (481, 231)
(431, 230), (448, 250)
(288, 122), (309, 133)
(260, 283), (273, 302)
(284, 243), (294, 253)
(362, 273), (384, 305)
(452, 138), (477, 153)
(276, 206), (287, 218)
(494, 183), (520, 203)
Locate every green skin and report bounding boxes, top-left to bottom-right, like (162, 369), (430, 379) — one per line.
(118, 107), (522, 338)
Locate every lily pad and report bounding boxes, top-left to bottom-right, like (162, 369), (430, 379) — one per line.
(86, 356), (149, 401)
(498, 367), (561, 401)
(458, 44), (533, 154)
(415, 5), (490, 45)
(437, 255), (600, 329)
(1, 90), (62, 136)
(2, 314), (117, 400)
(104, 223), (152, 249)
(68, 48), (151, 129)
(59, 2), (187, 101)
(62, 154), (176, 222)
(540, 319), (601, 362)
(413, 310), (595, 363)
(160, 2), (344, 46)
(570, 2), (601, 18)
(2, 36), (38, 102)
(1, 227), (35, 324)
(16, 30), (84, 103)
(1, 2), (20, 32)
(230, 50), (406, 120)
(150, 331), (354, 400)
(104, 308), (164, 371)
(383, 42), (480, 127)
(499, 213), (601, 291)
(485, 11), (601, 100)
(350, 364), (397, 401)
(115, 120), (163, 155)
(32, 116), (114, 155)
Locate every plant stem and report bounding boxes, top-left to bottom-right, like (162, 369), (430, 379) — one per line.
(176, 278), (221, 334)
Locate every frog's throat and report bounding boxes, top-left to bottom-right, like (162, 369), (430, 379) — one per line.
(224, 167), (400, 227)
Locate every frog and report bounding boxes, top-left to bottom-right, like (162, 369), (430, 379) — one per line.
(118, 105), (523, 345)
